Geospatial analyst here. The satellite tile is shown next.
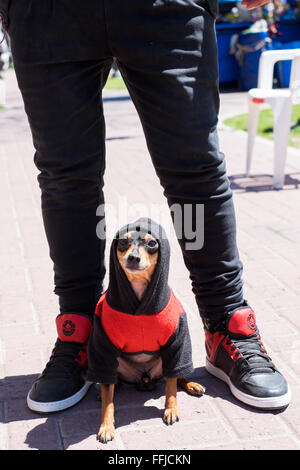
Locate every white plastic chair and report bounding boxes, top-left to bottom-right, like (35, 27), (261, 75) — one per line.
(246, 49), (300, 189)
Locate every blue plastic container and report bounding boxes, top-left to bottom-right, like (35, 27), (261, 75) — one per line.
(238, 30), (271, 90)
(217, 29), (240, 83)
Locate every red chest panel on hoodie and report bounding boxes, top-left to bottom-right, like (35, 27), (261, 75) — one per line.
(95, 289), (184, 353)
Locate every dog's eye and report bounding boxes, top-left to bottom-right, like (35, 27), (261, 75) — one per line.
(118, 238), (130, 251)
(146, 239), (158, 250)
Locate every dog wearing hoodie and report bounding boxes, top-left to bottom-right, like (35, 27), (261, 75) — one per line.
(87, 218), (205, 443)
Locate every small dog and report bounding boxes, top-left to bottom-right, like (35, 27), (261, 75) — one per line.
(87, 218), (205, 443)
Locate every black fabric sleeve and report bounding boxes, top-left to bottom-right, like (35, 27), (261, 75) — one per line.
(87, 315), (121, 384)
(160, 312), (194, 378)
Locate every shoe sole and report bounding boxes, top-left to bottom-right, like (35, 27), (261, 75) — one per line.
(27, 381), (93, 413)
(206, 358), (291, 410)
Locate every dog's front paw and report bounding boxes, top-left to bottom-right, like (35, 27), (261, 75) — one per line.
(185, 381), (206, 396)
(163, 407), (179, 426)
(97, 423), (115, 443)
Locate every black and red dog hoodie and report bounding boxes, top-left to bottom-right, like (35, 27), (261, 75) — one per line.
(87, 218), (194, 387)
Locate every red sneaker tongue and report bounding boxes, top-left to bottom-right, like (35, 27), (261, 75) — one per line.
(227, 308), (257, 336)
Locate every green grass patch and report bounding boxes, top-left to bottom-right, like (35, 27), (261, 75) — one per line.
(104, 76), (127, 90)
(224, 104), (300, 149)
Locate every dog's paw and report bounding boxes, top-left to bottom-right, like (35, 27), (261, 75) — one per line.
(163, 407), (179, 426)
(185, 381), (206, 396)
(97, 423), (115, 443)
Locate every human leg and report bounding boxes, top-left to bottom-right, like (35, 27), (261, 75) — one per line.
(109, 0), (290, 409)
(6, 0), (113, 411)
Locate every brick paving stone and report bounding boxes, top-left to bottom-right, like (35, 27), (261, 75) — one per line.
(0, 374), (39, 402)
(202, 436), (298, 450)
(63, 434), (122, 450)
(7, 417), (63, 450)
(1, 69), (300, 450)
(214, 397), (289, 441)
(280, 385), (300, 439)
(59, 409), (103, 439)
(119, 419), (233, 450)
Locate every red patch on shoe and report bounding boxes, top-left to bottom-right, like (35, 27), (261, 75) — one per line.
(205, 330), (225, 363)
(56, 314), (92, 343)
(227, 308), (257, 336)
(75, 344), (88, 366)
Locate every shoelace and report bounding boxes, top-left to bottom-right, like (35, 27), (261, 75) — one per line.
(223, 330), (276, 374)
(42, 339), (86, 379)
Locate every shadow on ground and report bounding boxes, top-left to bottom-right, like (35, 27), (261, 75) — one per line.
(0, 367), (287, 450)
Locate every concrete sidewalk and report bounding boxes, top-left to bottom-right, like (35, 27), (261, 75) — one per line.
(0, 69), (300, 450)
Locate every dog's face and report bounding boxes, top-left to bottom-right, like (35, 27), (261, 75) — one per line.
(116, 231), (159, 276)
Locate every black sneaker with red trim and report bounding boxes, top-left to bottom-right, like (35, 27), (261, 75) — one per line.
(27, 313), (93, 413)
(205, 306), (291, 409)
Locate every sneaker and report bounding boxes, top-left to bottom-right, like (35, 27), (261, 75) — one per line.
(205, 306), (291, 410)
(27, 313), (93, 413)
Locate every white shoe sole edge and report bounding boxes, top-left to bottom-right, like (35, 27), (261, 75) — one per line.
(27, 381), (93, 413)
(206, 358), (291, 410)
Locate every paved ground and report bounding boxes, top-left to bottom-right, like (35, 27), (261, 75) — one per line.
(0, 68), (300, 451)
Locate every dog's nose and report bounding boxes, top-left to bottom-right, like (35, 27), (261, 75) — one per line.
(128, 254), (141, 263)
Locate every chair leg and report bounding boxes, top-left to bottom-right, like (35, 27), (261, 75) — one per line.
(246, 99), (260, 176)
(272, 98), (292, 190)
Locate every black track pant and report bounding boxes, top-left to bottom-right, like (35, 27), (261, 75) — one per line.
(1, 0), (244, 322)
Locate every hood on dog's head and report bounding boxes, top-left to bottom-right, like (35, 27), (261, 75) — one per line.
(106, 218), (171, 316)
